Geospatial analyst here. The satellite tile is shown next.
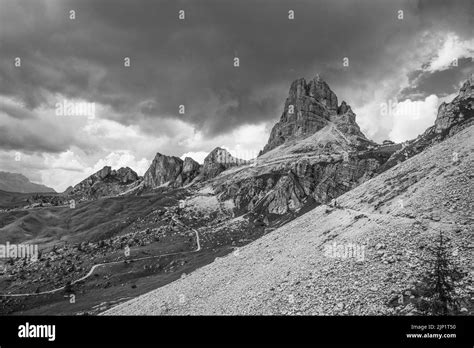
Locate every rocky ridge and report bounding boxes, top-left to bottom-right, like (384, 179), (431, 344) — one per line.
(142, 148), (247, 189)
(69, 166), (141, 200)
(197, 147), (249, 181)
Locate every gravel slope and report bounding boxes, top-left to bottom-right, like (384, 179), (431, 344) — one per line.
(104, 126), (473, 315)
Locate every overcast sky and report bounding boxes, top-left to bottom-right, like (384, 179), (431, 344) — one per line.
(0, 0), (473, 191)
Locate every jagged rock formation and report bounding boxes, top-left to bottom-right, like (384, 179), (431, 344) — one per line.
(143, 153), (185, 188)
(142, 148), (247, 189)
(262, 75), (368, 154)
(178, 157), (202, 186)
(332, 101), (366, 138)
(198, 147), (248, 181)
(143, 154), (201, 188)
(207, 76), (393, 218)
(0, 172), (55, 193)
(378, 76), (473, 172)
(69, 166), (140, 200)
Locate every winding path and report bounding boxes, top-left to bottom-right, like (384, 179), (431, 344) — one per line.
(0, 217), (201, 297)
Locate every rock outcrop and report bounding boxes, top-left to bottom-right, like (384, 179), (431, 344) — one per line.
(142, 148), (247, 189)
(143, 153), (184, 188)
(70, 166), (140, 200)
(262, 75), (368, 154)
(143, 153), (203, 189)
(198, 147), (248, 181)
(175, 157), (201, 186)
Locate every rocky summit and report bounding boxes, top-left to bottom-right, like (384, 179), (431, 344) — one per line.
(142, 148), (247, 189)
(69, 166), (140, 200)
(143, 153), (187, 189)
(142, 154), (202, 189)
(198, 147), (248, 181)
(262, 75), (368, 154)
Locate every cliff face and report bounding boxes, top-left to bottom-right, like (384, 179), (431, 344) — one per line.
(178, 157), (202, 186)
(70, 166), (140, 200)
(435, 76), (473, 134)
(262, 75), (368, 154)
(143, 153), (185, 188)
(198, 147), (249, 181)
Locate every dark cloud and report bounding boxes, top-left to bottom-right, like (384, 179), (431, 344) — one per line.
(399, 58), (474, 100)
(0, 0), (473, 152)
(0, 124), (72, 153)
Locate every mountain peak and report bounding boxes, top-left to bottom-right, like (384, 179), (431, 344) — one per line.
(143, 153), (183, 188)
(204, 147), (233, 164)
(261, 75), (365, 154)
(70, 166), (139, 199)
(198, 147), (247, 181)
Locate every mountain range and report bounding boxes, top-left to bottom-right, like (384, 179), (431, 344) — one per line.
(1, 74), (471, 316)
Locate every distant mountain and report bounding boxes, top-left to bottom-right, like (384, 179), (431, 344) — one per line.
(142, 148), (247, 189)
(0, 172), (55, 193)
(69, 166), (141, 200)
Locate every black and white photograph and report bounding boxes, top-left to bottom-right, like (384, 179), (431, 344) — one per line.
(0, 0), (472, 346)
